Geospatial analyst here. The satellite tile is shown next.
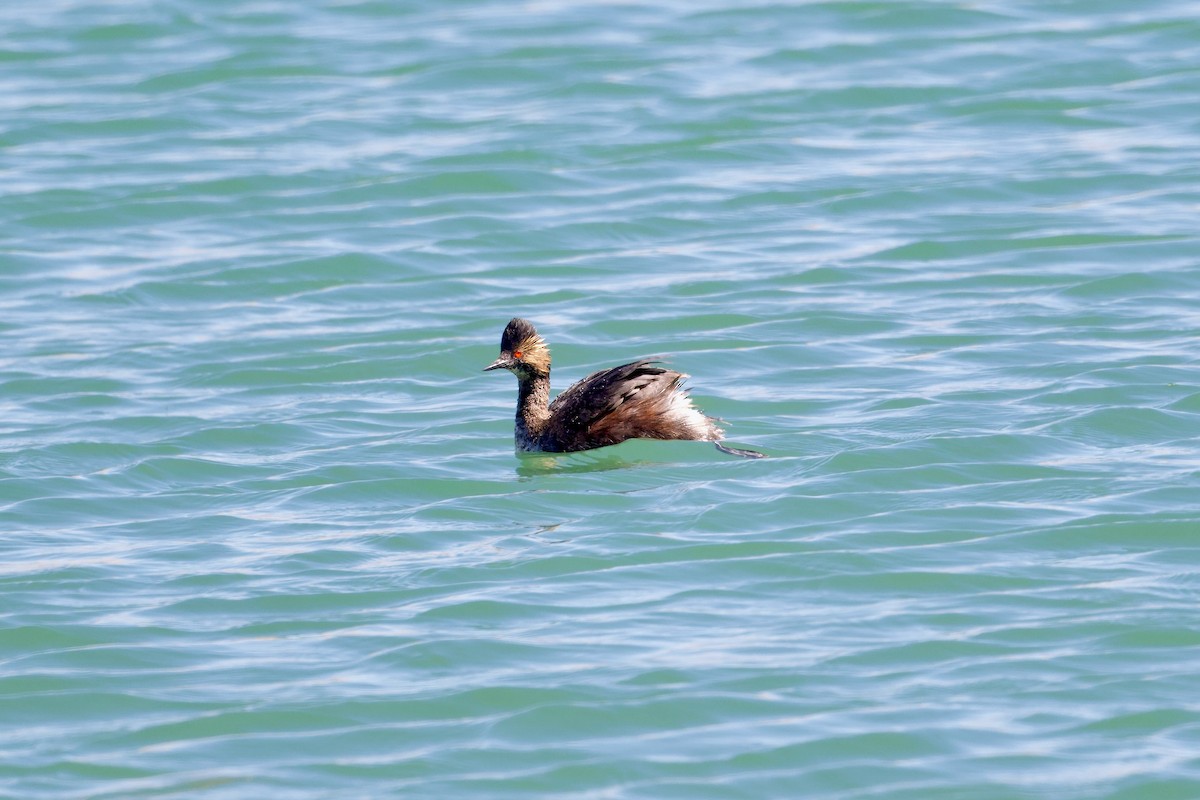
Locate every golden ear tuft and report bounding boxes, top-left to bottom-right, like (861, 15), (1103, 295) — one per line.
(516, 333), (550, 373)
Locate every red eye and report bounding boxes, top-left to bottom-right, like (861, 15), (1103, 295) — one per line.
(513, 350), (522, 358)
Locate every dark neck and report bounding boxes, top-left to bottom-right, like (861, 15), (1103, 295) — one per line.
(515, 371), (552, 442)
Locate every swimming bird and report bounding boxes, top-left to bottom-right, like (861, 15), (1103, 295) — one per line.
(483, 317), (764, 458)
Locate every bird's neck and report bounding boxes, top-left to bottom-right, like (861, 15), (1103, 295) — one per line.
(515, 372), (552, 443)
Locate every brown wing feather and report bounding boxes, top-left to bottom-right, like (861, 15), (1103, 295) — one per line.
(544, 360), (712, 451)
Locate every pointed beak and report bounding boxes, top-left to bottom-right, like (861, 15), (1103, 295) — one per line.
(483, 356), (509, 372)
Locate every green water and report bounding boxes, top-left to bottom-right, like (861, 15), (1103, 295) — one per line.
(4, 1), (1200, 798)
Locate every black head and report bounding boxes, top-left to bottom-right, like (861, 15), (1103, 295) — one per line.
(500, 318), (538, 353)
(483, 317), (551, 377)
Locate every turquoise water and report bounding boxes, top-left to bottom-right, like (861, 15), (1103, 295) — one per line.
(4, 1), (1200, 797)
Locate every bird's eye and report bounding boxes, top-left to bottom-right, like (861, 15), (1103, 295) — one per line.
(513, 350), (522, 359)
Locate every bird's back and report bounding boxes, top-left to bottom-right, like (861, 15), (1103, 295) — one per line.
(540, 360), (723, 451)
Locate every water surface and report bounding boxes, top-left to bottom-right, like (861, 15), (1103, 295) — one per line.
(3, 1), (1200, 798)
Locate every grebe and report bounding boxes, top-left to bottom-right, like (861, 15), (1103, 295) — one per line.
(484, 318), (764, 458)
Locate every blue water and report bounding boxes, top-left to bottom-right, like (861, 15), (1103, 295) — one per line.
(4, 1), (1200, 798)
